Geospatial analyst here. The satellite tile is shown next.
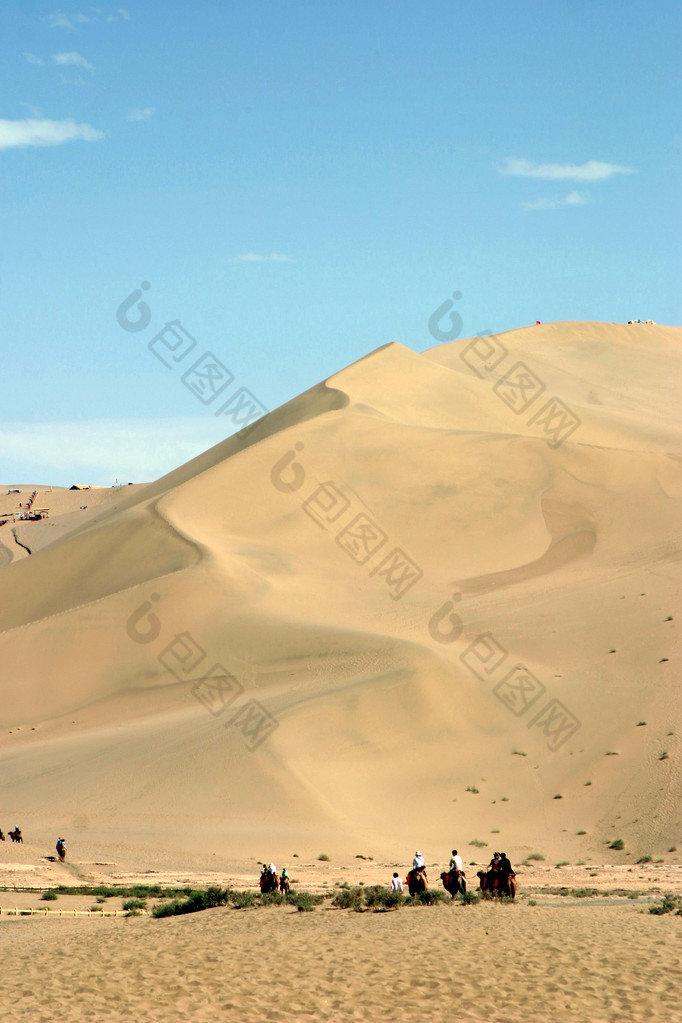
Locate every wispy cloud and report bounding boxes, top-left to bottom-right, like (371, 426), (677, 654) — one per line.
(522, 190), (590, 211)
(0, 417), (229, 485)
(0, 118), (104, 150)
(23, 52), (45, 65)
(127, 106), (155, 122)
(501, 158), (635, 181)
(228, 252), (295, 263)
(47, 7), (130, 28)
(53, 51), (94, 72)
(47, 10), (76, 28)
(20, 102), (43, 118)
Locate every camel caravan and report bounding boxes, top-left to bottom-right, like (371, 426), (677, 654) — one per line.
(259, 850), (516, 900)
(411, 849), (516, 900)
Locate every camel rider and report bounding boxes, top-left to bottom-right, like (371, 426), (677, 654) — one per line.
(413, 851), (426, 873)
(499, 852), (514, 893)
(268, 862), (276, 876)
(449, 849), (463, 873)
(281, 867), (288, 881)
(488, 852), (501, 872)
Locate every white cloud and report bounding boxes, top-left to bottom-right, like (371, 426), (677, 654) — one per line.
(0, 418), (231, 485)
(20, 102), (43, 117)
(0, 118), (104, 150)
(127, 106), (155, 122)
(53, 51), (94, 72)
(47, 10), (75, 28)
(47, 7), (130, 28)
(23, 52), (45, 65)
(501, 158), (635, 181)
(229, 252), (295, 263)
(522, 191), (590, 211)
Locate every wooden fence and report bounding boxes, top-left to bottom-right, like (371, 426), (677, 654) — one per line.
(0, 906), (148, 917)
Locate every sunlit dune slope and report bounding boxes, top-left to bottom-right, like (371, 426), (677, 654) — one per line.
(0, 322), (680, 863)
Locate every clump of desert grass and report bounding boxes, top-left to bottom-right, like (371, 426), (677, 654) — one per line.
(286, 891), (324, 912)
(152, 886), (230, 918)
(649, 894), (682, 916)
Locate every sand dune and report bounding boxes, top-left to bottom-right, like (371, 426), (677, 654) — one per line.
(0, 322), (680, 871)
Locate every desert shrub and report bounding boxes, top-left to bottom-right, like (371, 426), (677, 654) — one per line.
(363, 886), (403, 911)
(466, 786), (479, 794)
(460, 890), (480, 905)
(669, 846), (677, 853)
(90, 905), (103, 912)
(318, 853), (330, 861)
(609, 839), (625, 850)
(152, 887), (229, 918)
(231, 891), (257, 910)
(470, 839), (487, 848)
(287, 891), (323, 912)
(636, 855), (653, 864)
(122, 898), (147, 911)
(55, 883), (192, 899)
(41, 891), (58, 901)
(649, 894), (681, 916)
(260, 891), (285, 906)
(555, 861), (570, 867)
(526, 853), (545, 861)
(332, 887), (364, 911)
(405, 889), (449, 906)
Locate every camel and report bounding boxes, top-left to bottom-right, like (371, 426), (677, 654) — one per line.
(406, 868), (428, 896)
(260, 872), (279, 894)
(279, 876), (290, 894)
(477, 869), (516, 899)
(440, 870), (466, 898)
(9, 829), (22, 844)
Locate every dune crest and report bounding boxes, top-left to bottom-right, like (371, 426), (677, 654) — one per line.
(1, 322), (680, 864)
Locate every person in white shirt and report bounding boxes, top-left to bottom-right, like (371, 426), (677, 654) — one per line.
(268, 862), (276, 875)
(412, 851), (425, 871)
(449, 849), (463, 872)
(391, 872), (403, 892)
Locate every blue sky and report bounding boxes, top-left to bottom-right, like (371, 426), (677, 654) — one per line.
(2, 0), (680, 485)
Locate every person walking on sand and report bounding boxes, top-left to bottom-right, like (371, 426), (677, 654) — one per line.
(391, 872), (404, 893)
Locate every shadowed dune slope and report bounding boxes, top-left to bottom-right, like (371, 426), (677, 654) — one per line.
(0, 322), (680, 864)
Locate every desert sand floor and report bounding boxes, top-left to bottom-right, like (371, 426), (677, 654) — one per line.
(1, 899), (679, 1023)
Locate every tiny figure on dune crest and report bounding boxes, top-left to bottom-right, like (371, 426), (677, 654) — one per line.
(9, 826), (22, 843)
(56, 836), (67, 862)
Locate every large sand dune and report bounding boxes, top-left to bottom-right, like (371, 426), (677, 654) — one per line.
(1, 322), (680, 869)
